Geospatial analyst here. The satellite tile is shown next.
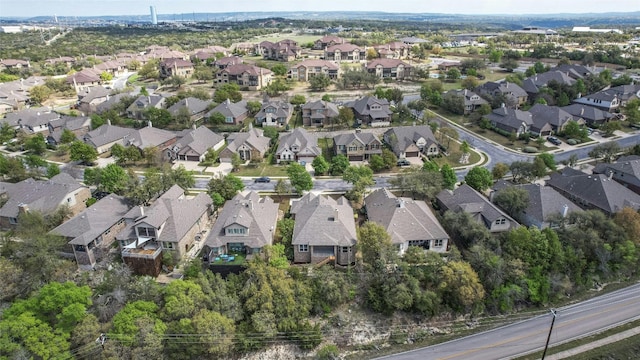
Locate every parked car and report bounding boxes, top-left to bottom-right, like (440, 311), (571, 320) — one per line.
(547, 136), (562, 146)
(254, 176), (271, 183)
(397, 159), (411, 167)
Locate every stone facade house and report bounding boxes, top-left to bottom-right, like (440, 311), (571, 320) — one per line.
(290, 193), (357, 266)
(373, 42), (411, 59)
(561, 104), (615, 126)
(126, 95), (166, 120)
(324, 43), (366, 62)
(444, 89), (489, 115)
(159, 58), (194, 79)
(259, 39), (302, 62)
(276, 128), (320, 164)
(365, 188), (449, 255)
(203, 192), (278, 262)
(84, 124), (135, 154)
(219, 128), (271, 163)
(206, 99), (249, 125)
(485, 107), (534, 137)
(216, 64), (272, 91)
(301, 100), (339, 127)
(344, 96), (393, 127)
(214, 56), (243, 70)
(528, 104), (582, 136)
(476, 81), (529, 108)
(47, 115), (91, 145)
(78, 86), (111, 114)
(366, 58), (412, 80)
(255, 99), (293, 127)
(288, 60), (340, 81)
(117, 185), (213, 276)
(169, 126), (225, 162)
(50, 194), (130, 270)
(383, 125), (439, 159)
(167, 97), (211, 122)
(313, 35), (346, 50)
(333, 131), (383, 161)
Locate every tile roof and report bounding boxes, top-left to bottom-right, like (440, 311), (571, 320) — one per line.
(366, 58), (411, 69)
(205, 192), (278, 249)
(222, 64), (272, 76)
(290, 193), (357, 247)
(326, 43), (364, 52)
(50, 194), (130, 245)
(293, 59), (339, 70)
(365, 188), (448, 245)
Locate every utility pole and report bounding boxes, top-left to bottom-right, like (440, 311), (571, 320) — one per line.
(541, 309), (557, 360)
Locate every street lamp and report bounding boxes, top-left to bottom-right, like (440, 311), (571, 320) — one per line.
(541, 309), (557, 360)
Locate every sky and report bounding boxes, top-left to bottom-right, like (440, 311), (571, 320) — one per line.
(1, 0), (639, 18)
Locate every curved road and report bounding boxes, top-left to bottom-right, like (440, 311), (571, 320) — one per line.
(375, 282), (640, 360)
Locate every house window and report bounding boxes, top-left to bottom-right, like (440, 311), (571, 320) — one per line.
(434, 239), (444, 247)
(138, 227), (156, 238)
(74, 244), (86, 252)
(163, 242), (174, 250)
(500, 219), (506, 225)
(341, 246), (351, 253)
(9, 217), (17, 225)
(225, 117), (234, 123)
(299, 244), (309, 252)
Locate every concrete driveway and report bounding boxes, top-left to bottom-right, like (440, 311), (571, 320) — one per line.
(172, 160), (232, 177)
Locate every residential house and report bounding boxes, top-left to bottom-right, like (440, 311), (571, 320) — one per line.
(169, 125), (225, 162)
(50, 194), (130, 270)
(126, 94), (166, 120)
(475, 81), (529, 108)
(255, 99), (293, 127)
(313, 35), (346, 50)
(383, 125), (439, 158)
(366, 59), (412, 80)
(0, 173), (91, 230)
(2, 106), (59, 134)
(167, 97), (211, 122)
(77, 86), (112, 114)
(117, 185), (213, 276)
(216, 64), (272, 91)
(593, 156), (640, 195)
(95, 93), (130, 115)
(44, 56), (76, 68)
(0, 83), (29, 114)
(490, 181), (581, 229)
(400, 36), (428, 45)
(333, 131), (383, 161)
(126, 122), (178, 154)
(288, 60), (340, 81)
(94, 60), (126, 77)
(290, 193), (357, 266)
(485, 107), (533, 137)
(529, 104), (582, 136)
(260, 39), (302, 62)
(219, 128), (271, 163)
(607, 84), (640, 107)
(436, 184), (519, 233)
(573, 85), (640, 112)
(301, 100), (339, 127)
(444, 89), (489, 115)
(66, 68), (102, 93)
(159, 58), (194, 79)
(365, 188), (449, 255)
(324, 43), (367, 62)
(83, 123), (135, 154)
(276, 128), (320, 164)
(0, 59), (29, 70)
(521, 71), (576, 98)
(344, 95), (393, 127)
(546, 169), (640, 216)
(206, 99), (249, 125)
(203, 191), (278, 261)
(373, 42), (411, 59)
(214, 56), (243, 70)
(47, 115), (91, 145)
(552, 64), (595, 80)
(561, 104), (615, 126)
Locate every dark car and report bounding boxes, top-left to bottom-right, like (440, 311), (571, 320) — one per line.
(547, 136), (562, 146)
(254, 176), (271, 183)
(397, 159), (411, 167)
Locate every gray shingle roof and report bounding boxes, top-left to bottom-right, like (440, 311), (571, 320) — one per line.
(333, 131), (380, 147)
(486, 107), (533, 130)
(276, 128), (321, 157)
(50, 194), (130, 246)
(127, 126), (177, 149)
(593, 158), (640, 191)
(173, 126), (224, 157)
(344, 96), (392, 118)
(205, 192), (278, 249)
(84, 124), (134, 148)
(225, 128), (271, 155)
(561, 104), (614, 124)
(384, 125), (437, 155)
(528, 104), (574, 129)
(291, 193), (357, 247)
(365, 188), (448, 245)
(79, 86), (110, 104)
(167, 97), (211, 116)
(206, 99), (248, 119)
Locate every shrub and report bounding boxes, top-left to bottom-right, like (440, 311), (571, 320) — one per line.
(316, 344), (340, 360)
(566, 139), (578, 145)
(523, 146), (538, 153)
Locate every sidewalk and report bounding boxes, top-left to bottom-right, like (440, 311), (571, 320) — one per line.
(546, 326), (640, 360)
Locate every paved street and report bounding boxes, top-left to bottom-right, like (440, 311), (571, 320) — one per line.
(375, 283), (640, 360)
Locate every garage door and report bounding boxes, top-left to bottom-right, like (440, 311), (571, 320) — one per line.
(298, 156), (315, 164)
(405, 151), (420, 157)
(349, 155), (364, 161)
(187, 155), (200, 162)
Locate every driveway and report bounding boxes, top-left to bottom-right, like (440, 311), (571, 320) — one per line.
(172, 160), (232, 178)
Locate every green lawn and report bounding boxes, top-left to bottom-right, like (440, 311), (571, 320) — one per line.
(318, 137), (334, 161)
(431, 140), (483, 169)
(209, 253), (246, 265)
(234, 163), (290, 177)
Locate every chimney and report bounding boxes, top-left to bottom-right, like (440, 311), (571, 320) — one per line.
(192, 123), (197, 130)
(398, 199), (405, 208)
(139, 205), (144, 216)
(580, 107), (584, 116)
(147, 120), (152, 128)
(561, 204), (569, 218)
(107, 119), (112, 126)
(608, 170), (614, 180)
(18, 203), (29, 215)
(334, 208), (339, 222)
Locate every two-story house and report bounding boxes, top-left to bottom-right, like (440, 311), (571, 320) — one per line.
(159, 58), (194, 79)
(214, 56), (243, 70)
(383, 125), (439, 159)
(333, 131), (383, 161)
(126, 95), (166, 120)
(203, 191), (279, 262)
(324, 43), (367, 62)
(288, 60), (340, 81)
(83, 123), (135, 154)
(47, 115), (91, 145)
(167, 97), (211, 122)
(366, 59), (412, 81)
(301, 100), (339, 127)
(117, 185), (213, 276)
(290, 193), (357, 266)
(216, 64), (272, 91)
(476, 81), (529, 108)
(529, 104), (582, 136)
(593, 156), (640, 195)
(219, 128), (272, 163)
(2, 106), (59, 135)
(562, 104), (615, 126)
(444, 89), (489, 115)
(260, 39), (302, 62)
(344, 95), (393, 127)
(365, 188), (449, 255)
(485, 107), (533, 137)
(255, 99), (293, 127)
(313, 35), (346, 50)
(77, 86), (111, 114)
(276, 128), (321, 164)
(373, 42), (411, 59)
(206, 99), (249, 126)
(50, 194), (130, 270)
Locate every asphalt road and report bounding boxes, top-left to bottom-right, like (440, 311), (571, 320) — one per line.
(374, 282), (640, 360)
(194, 176), (393, 192)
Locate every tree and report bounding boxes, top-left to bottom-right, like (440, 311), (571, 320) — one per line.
(446, 68), (461, 81)
(290, 94), (306, 108)
(589, 142), (621, 163)
(100, 71), (113, 81)
(461, 76), (479, 90)
(46, 162), (60, 178)
(193, 65), (214, 83)
(439, 261), (485, 313)
(99, 163), (129, 194)
(207, 174), (245, 201)
(29, 85), (53, 104)
(214, 83), (243, 103)
(358, 222), (395, 266)
(492, 162), (510, 179)
(287, 162), (313, 193)
(440, 164), (457, 190)
(464, 166), (493, 192)
(24, 134), (47, 155)
(600, 121), (621, 137)
(536, 153), (557, 171)
(624, 99), (640, 125)
(59, 128), (77, 144)
(381, 148), (398, 169)
(614, 207), (640, 244)
(329, 154), (350, 176)
(311, 155), (329, 175)
(264, 78), (290, 97)
(69, 141), (98, 165)
(144, 108), (172, 128)
(337, 107), (354, 128)
(271, 63), (288, 76)
(489, 50), (503, 63)
(164, 75), (186, 88)
(274, 178), (292, 202)
(493, 187), (529, 219)
(369, 154), (385, 173)
(138, 59), (160, 79)
(460, 140), (470, 155)
(309, 74), (331, 91)
(500, 59), (519, 72)
(246, 100), (262, 115)
(231, 153), (243, 171)
(389, 168), (443, 200)
(208, 111), (226, 125)
(442, 94), (465, 115)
